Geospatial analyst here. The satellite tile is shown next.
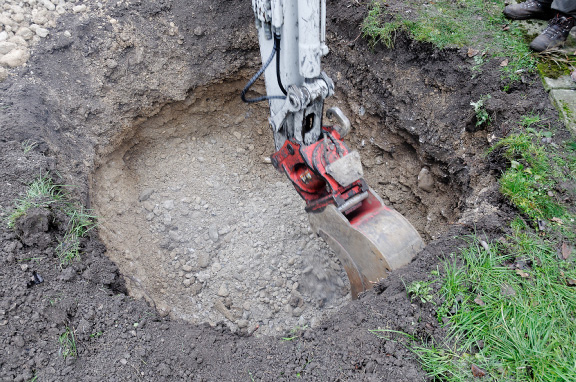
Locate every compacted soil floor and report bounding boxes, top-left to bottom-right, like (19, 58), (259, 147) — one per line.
(0, 0), (567, 381)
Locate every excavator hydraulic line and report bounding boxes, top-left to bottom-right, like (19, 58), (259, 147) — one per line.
(247, 0), (425, 298)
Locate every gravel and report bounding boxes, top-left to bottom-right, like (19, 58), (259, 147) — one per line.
(0, 0), (90, 77)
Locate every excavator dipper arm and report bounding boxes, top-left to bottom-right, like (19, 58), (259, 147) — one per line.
(244, 0), (424, 298)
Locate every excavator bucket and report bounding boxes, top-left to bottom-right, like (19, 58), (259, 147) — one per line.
(308, 189), (424, 299)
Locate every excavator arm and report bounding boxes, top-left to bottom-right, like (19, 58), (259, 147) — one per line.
(244, 0), (424, 298)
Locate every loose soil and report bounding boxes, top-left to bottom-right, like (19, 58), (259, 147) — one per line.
(0, 0), (566, 381)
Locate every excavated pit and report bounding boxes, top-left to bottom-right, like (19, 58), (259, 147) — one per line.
(92, 75), (463, 336)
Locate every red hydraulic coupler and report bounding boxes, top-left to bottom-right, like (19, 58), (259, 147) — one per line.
(270, 126), (368, 212)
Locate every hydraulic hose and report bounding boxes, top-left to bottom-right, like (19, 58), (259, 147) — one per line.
(241, 37), (287, 103)
(274, 34), (287, 95)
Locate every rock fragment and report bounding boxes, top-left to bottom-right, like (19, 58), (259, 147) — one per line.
(138, 188), (155, 202)
(197, 252), (210, 268)
(217, 284), (229, 297)
(0, 42), (17, 55)
(417, 167), (434, 192)
(16, 27), (33, 40)
(73, 4), (87, 13)
(35, 28), (49, 38)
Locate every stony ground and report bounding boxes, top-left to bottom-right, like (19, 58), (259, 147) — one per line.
(0, 0), (93, 80)
(0, 0), (568, 381)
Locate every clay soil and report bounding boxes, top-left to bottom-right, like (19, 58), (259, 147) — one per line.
(0, 0), (567, 381)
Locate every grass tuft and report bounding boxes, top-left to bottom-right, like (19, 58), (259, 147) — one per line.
(5, 173), (97, 266)
(56, 205), (97, 265)
(58, 326), (78, 359)
(5, 174), (64, 228)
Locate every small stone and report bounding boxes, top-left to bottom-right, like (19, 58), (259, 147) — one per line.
(183, 279), (191, 287)
(417, 167), (434, 193)
(32, 14), (48, 26)
(193, 27), (204, 36)
(0, 49), (30, 68)
(234, 114), (245, 124)
(217, 284), (229, 297)
(0, 42), (17, 55)
(35, 28), (50, 38)
(237, 319), (248, 328)
(12, 13), (24, 23)
(73, 4), (87, 13)
(162, 200), (175, 210)
(13, 335), (24, 348)
(208, 226), (219, 242)
(16, 27), (33, 40)
(190, 283), (203, 295)
(142, 201), (154, 212)
(106, 59), (118, 69)
(214, 299), (234, 321)
(59, 267), (76, 282)
(63, 30), (72, 38)
(211, 262), (222, 273)
(182, 264), (193, 272)
(8, 36), (27, 47)
(138, 188), (154, 202)
(42, 0), (56, 10)
(292, 307), (303, 317)
(119, 358), (128, 365)
(197, 253), (210, 268)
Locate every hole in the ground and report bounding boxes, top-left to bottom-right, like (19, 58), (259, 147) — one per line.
(91, 75), (462, 335)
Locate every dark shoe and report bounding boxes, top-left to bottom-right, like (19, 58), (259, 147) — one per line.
(503, 0), (552, 20)
(530, 13), (575, 52)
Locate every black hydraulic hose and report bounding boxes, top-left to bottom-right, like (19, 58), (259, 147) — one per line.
(241, 37), (287, 103)
(274, 35), (287, 95)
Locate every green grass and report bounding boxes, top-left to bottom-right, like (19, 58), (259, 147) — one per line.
(488, 127), (573, 223)
(471, 94), (492, 127)
(5, 174), (64, 228)
(414, 232), (576, 381)
(21, 139), (38, 153)
(56, 205), (97, 265)
(58, 326), (78, 359)
(406, 280), (435, 304)
(362, 0), (537, 82)
(369, 112), (575, 380)
(409, 124), (576, 380)
(5, 173), (97, 266)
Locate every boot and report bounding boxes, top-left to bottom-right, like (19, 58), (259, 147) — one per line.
(530, 13), (575, 52)
(503, 0), (553, 20)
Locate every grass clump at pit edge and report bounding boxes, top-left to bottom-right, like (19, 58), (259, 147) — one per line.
(488, 122), (575, 229)
(414, 231), (576, 381)
(361, 0), (537, 82)
(5, 173), (64, 228)
(4, 173), (97, 266)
